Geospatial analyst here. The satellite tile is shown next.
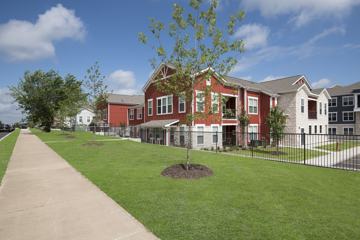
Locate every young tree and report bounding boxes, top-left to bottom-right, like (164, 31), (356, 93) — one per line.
(139, 0), (245, 168)
(10, 70), (85, 132)
(238, 109), (250, 149)
(266, 107), (287, 153)
(56, 74), (87, 129)
(84, 62), (108, 127)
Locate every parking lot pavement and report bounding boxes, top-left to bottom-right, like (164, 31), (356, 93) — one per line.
(0, 132), (10, 140)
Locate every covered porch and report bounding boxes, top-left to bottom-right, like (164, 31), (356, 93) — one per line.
(139, 119), (179, 145)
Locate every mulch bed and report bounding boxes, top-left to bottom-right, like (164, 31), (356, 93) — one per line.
(82, 141), (104, 147)
(161, 164), (213, 179)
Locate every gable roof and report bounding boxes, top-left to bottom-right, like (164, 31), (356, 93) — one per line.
(257, 75), (306, 94)
(223, 76), (277, 96)
(327, 81), (360, 96)
(107, 93), (144, 105)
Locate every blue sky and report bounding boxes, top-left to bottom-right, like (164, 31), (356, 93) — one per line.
(1, 0), (360, 123)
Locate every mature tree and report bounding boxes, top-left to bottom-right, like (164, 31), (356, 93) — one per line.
(83, 62), (108, 126)
(56, 75), (87, 129)
(139, 0), (245, 167)
(266, 107), (287, 153)
(10, 70), (85, 132)
(238, 109), (250, 149)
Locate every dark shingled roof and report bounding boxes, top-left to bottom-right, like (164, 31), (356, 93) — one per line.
(107, 93), (144, 105)
(327, 82), (360, 96)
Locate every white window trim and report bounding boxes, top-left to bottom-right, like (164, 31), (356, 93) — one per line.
(301, 98), (305, 113)
(329, 97), (337, 107)
(319, 102), (322, 115)
(147, 99), (153, 116)
(156, 95), (173, 115)
(129, 109), (134, 120)
(137, 108), (142, 120)
(211, 92), (219, 114)
(196, 124), (205, 145)
(248, 96), (259, 115)
(342, 111), (354, 122)
(248, 124), (259, 140)
(195, 90), (205, 113)
(211, 124), (220, 144)
(329, 112), (337, 122)
(178, 96), (186, 113)
(344, 127), (354, 135)
(342, 96), (354, 107)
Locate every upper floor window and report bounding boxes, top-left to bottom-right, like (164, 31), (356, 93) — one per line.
(196, 91), (205, 112)
(148, 99), (153, 116)
(248, 97), (258, 114)
(342, 96), (354, 106)
(301, 98), (305, 113)
(211, 93), (219, 113)
(324, 103), (327, 115)
(329, 98), (337, 107)
(129, 109), (134, 120)
(179, 96), (186, 113)
(319, 102), (322, 115)
(137, 108), (143, 119)
(157, 95), (173, 115)
(206, 78), (211, 86)
(328, 112), (337, 122)
(343, 111), (354, 121)
(79, 116), (83, 123)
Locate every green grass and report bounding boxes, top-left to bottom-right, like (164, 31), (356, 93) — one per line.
(32, 129), (360, 240)
(317, 141), (360, 152)
(226, 146), (326, 161)
(0, 129), (20, 183)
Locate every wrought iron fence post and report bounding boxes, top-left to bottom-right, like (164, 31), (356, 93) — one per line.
(303, 132), (306, 165)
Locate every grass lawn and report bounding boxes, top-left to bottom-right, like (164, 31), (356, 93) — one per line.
(32, 129), (360, 240)
(317, 141), (360, 152)
(0, 129), (20, 183)
(225, 146), (326, 161)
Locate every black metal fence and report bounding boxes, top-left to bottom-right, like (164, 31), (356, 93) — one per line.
(86, 126), (360, 171)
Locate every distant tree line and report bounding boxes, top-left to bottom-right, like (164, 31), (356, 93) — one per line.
(10, 62), (107, 132)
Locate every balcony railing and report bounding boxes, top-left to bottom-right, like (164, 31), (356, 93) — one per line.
(222, 109), (236, 119)
(308, 111), (317, 119)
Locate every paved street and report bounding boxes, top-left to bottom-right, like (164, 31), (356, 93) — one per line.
(0, 132), (10, 140)
(0, 129), (158, 240)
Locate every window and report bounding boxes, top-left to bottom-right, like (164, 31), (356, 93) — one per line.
(197, 126), (204, 145)
(206, 78), (211, 86)
(196, 91), (205, 112)
(79, 116), (83, 123)
(301, 98), (305, 113)
(156, 95), (173, 115)
(212, 126), (218, 144)
(324, 103), (327, 115)
(329, 112), (337, 122)
(179, 126), (185, 146)
(211, 93), (219, 113)
(343, 111), (354, 121)
(148, 99), (153, 116)
(329, 98), (337, 107)
(314, 125), (317, 134)
(319, 102), (322, 115)
(129, 109), (134, 120)
(309, 125), (312, 134)
(344, 127), (354, 135)
(87, 116), (91, 123)
(342, 96), (354, 106)
(137, 108), (142, 119)
(328, 127), (337, 135)
(179, 96), (186, 113)
(248, 125), (258, 140)
(320, 125), (322, 134)
(248, 97), (258, 114)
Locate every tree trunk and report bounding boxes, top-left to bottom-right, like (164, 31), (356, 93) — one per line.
(186, 125), (192, 170)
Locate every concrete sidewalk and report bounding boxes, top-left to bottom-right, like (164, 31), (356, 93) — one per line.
(0, 129), (158, 240)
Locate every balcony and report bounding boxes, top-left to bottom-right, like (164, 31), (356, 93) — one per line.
(223, 109), (236, 119)
(308, 111), (317, 119)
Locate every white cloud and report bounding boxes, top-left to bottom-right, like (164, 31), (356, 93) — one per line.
(241, 0), (360, 27)
(344, 43), (360, 49)
(0, 4), (85, 61)
(312, 78), (332, 88)
(0, 88), (22, 123)
(234, 24), (270, 50)
(231, 26), (345, 73)
(108, 69), (141, 95)
(261, 75), (285, 82)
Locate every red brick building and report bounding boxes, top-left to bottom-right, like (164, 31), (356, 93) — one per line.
(129, 64), (279, 149)
(104, 94), (143, 127)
